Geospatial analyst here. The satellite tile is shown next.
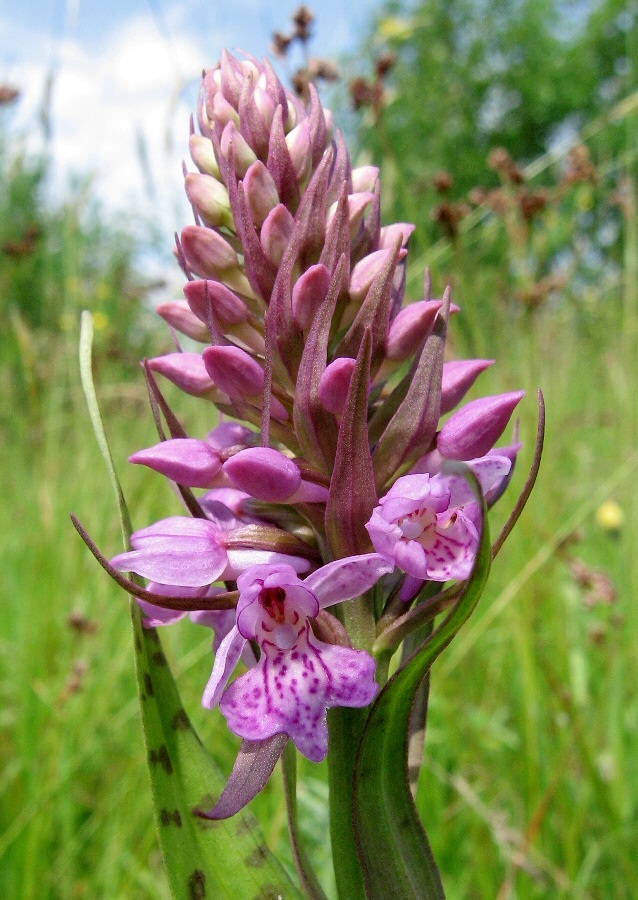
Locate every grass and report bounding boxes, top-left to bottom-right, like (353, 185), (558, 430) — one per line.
(1, 142), (636, 900)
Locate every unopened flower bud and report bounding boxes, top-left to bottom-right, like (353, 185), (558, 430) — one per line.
(212, 90), (240, 127)
(349, 247), (407, 304)
(253, 86), (277, 131)
(184, 173), (232, 229)
(203, 346), (288, 420)
(148, 352), (215, 397)
(318, 358), (356, 416)
(223, 447), (328, 504)
(130, 438), (222, 488)
(291, 264), (331, 330)
(440, 359), (495, 415)
(181, 225), (239, 276)
(243, 160), (280, 227)
(327, 192), (374, 239)
(379, 222), (416, 249)
(220, 121), (257, 177)
(223, 447), (301, 501)
(351, 166), (379, 193)
(437, 391), (525, 460)
(207, 421), (254, 449)
(184, 280), (249, 326)
(386, 300), (443, 361)
(157, 300), (209, 342)
(189, 134), (221, 178)
(285, 122), (312, 184)
(260, 204), (295, 267)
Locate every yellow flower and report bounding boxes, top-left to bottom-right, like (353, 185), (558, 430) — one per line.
(596, 501), (624, 533)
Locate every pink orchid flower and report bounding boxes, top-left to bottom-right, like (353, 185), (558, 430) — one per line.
(202, 555), (392, 761)
(366, 454), (512, 584)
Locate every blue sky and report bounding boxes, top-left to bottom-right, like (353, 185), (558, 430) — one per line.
(1, 0), (379, 230)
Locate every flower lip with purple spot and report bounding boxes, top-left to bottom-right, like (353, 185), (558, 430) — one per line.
(202, 556), (391, 760)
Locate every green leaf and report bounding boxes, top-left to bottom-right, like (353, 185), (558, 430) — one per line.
(78, 312), (302, 900)
(131, 608), (301, 899)
(352, 466), (492, 899)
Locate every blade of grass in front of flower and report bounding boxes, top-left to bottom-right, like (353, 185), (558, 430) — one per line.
(282, 742), (329, 900)
(78, 312), (302, 900)
(79, 311), (133, 544)
(352, 467), (491, 899)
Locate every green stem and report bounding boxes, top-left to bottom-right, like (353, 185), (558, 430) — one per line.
(327, 706), (369, 900)
(282, 744), (327, 900)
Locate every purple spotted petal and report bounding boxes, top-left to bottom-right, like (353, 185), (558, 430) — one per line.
(219, 624), (378, 761)
(427, 513), (479, 580)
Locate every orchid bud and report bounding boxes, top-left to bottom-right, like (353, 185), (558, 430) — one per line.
(219, 49), (242, 107)
(242, 161), (279, 227)
(212, 90), (240, 127)
(223, 447), (328, 504)
(327, 192), (374, 240)
(318, 358), (356, 416)
(440, 359), (495, 415)
(189, 134), (221, 178)
(385, 300), (443, 361)
(207, 421), (254, 449)
(351, 165), (379, 193)
(148, 352), (215, 397)
(223, 447), (301, 502)
(203, 346), (288, 420)
(184, 280), (249, 326)
(291, 264), (331, 331)
(437, 391), (525, 460)
(349, 248), (407, 304)
(181, 225), (239, 276)
(379, 223), (416, 250)
(260, 204), (295, 267)
(203, 345), (265, 397)
(184, 173), (232, 229)
(253, 86), (277, 131)
(156, 300), (209, 342)
(220, 121), (257, 177)
(130, 438), (222, 488)
(285, 122), (312, 184)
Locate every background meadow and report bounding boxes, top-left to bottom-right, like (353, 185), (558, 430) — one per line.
(1, 1), (636, 897)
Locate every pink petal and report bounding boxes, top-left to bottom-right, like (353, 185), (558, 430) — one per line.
(202, 625), (247, 709)
(219, 625), (378, 762)
(426, 515), (479, 581)
(305, 554), (393, 609)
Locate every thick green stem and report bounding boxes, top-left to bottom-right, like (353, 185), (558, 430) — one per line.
(327, 706), (369, 900)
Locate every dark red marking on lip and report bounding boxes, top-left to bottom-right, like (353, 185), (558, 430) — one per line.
(259, 586), (287, 622)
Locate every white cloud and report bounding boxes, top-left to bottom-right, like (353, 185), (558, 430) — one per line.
(2, 10), (225, 237)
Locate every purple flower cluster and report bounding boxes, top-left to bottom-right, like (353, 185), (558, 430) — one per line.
(111, 53), (524, 763)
